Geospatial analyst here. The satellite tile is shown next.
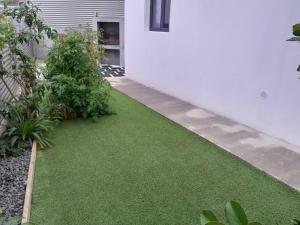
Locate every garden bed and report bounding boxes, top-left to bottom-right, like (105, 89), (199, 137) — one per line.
(0, 148), (31, 219)
(0, 3), (111, 224)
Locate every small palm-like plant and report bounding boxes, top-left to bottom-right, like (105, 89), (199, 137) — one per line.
(200, 201), (262, 225)
(6, 118), (53, 148)
(0, 99), (53, 152)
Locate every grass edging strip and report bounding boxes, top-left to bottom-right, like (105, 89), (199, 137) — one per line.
(21, 141), (37, 224)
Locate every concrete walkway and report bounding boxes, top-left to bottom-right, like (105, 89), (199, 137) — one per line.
(108, 77), (300, 192)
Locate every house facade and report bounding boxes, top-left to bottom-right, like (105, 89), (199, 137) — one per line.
(125, 0), (300, 146)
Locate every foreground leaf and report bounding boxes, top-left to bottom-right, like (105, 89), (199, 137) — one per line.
(225, 201), (248, 225)
(200, 210), (219, 225)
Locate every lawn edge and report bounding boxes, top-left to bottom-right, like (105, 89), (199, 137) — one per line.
(22, 141), (37, 224)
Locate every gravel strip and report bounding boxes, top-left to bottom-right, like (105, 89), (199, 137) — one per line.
(0, 150), (31, 218)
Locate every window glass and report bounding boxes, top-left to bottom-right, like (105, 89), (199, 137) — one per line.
(151, 0), (162, 30)
(163, 0), (170, 29)
(150, 0), (171, 32)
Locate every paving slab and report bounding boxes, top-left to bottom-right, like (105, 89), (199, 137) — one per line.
(108, 77), (300, 192)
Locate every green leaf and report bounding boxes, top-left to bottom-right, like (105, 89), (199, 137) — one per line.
(249, 223), (263, 225)
(200, 210), (219, 225)
(8, 127), (17, 136)
(225, 201), (248, 225)
(293, 24), (300, 37)
(10, 136), (19, 147)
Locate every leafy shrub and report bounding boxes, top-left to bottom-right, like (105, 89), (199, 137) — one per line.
(44, 28), (111, 119)
(32, 80), (63, 121)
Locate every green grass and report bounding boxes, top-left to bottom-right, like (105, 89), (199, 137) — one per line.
(31, 90), (300, 225)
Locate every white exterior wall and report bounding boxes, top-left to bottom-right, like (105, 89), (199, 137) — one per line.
(125, 0), (300, 146)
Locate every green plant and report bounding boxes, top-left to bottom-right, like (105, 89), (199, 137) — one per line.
(0, 1), (56, 159)
(0, 117), (53, 157)
(4, 118), (53, 147)
(0, 136), (29, 157)
(32, 80), (63, 121)
(0, 96), (37, 126)
(200, 201), (300, 225)
(86, 78), (112, 117)
(0, 98), (53, 158)
(0, 0), (57, 100)
(200, 201), (262, 225)
(44, 28), (111, 119)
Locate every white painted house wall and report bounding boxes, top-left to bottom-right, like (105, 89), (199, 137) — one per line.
(125, 0), (300, 146)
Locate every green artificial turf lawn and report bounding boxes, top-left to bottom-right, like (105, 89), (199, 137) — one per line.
(31, 90), (300, 225)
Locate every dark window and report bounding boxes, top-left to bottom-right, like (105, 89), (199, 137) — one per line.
(98, 22), (120, 46)
(150, 0), (171, 32)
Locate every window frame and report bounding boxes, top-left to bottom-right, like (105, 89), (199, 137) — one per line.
(149, 0), (170, 32)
